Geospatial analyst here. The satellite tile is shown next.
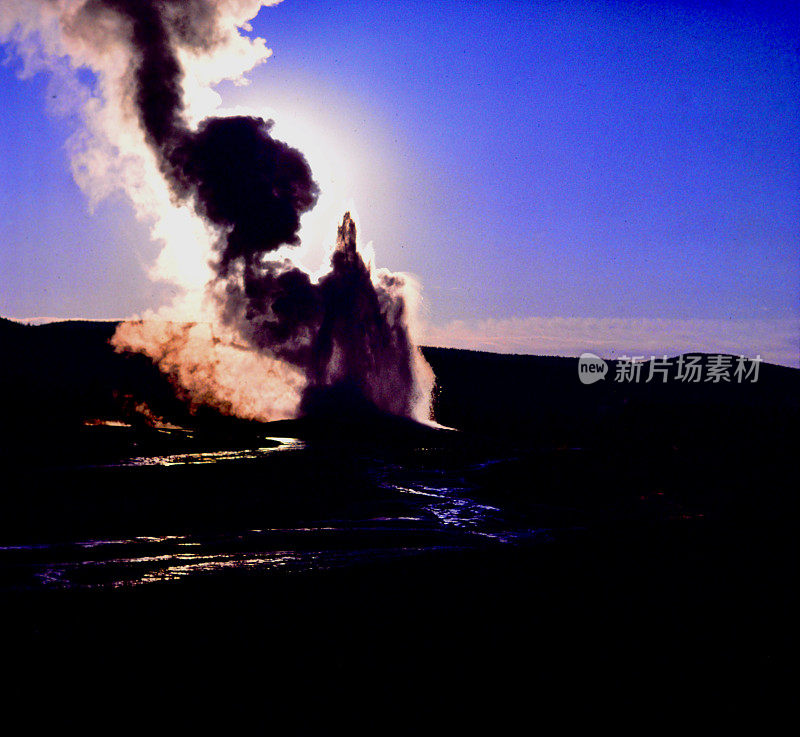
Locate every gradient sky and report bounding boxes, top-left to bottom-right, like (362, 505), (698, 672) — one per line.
(1, 0), (798, 363)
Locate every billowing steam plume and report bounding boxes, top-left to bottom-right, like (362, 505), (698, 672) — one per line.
(1, 0), (434, 421)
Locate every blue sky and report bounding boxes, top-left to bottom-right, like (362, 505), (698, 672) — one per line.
(1, 0), (798, 363)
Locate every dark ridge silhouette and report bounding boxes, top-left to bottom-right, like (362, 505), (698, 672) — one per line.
(1, 316), (797, 458)
(424, 346), (799, 451)
(0, 316), (795, 729)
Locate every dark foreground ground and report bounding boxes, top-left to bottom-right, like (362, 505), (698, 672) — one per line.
(0, 318), (797, 732)
(5, 520), (794, 732)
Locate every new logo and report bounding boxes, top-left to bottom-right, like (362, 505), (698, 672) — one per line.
(578, 352), (608, 384)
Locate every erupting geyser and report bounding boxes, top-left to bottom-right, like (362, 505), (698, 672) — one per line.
(1, 0), (434, 422)
(216, 207), (432, 420)
(302, 212), (424, 418)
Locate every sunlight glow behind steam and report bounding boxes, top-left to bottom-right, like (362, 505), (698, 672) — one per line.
(1, 0), (434, 422)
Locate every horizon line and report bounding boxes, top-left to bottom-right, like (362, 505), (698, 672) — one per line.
(4, 313), (798, 369)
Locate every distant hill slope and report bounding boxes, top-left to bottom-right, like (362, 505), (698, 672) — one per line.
(1, 317), (797, 457)
(424, 345), (798, 451)
(0, 318), (191, 427)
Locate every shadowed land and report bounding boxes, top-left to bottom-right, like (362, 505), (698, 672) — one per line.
(0, 316), (796, 729)
(2, 315), (796, 455)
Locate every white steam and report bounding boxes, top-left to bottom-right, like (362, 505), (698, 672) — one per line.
(1, 0), (434, 423)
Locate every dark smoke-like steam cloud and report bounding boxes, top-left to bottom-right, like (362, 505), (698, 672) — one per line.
(75, 0), (319, 265)
(223, 213), (422, 417)
(2, 0), (433, 420)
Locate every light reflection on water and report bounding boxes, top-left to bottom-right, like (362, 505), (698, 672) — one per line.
(120, 437), (306, 467)
(0, 442), (549, 591)
(371, 464), (525, 542)
(35, 548), (309, 589)
(2, 532), (469, 591)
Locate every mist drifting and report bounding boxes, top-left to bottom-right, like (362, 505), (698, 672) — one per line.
(1, 0), (434, 422)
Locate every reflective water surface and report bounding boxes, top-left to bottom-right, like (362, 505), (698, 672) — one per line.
(0, 437), (554, 590)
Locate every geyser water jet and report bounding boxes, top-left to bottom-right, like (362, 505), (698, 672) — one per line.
(1, 1), (434, 422)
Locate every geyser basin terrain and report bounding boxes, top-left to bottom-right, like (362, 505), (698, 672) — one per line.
(0, 317), (796, 729)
